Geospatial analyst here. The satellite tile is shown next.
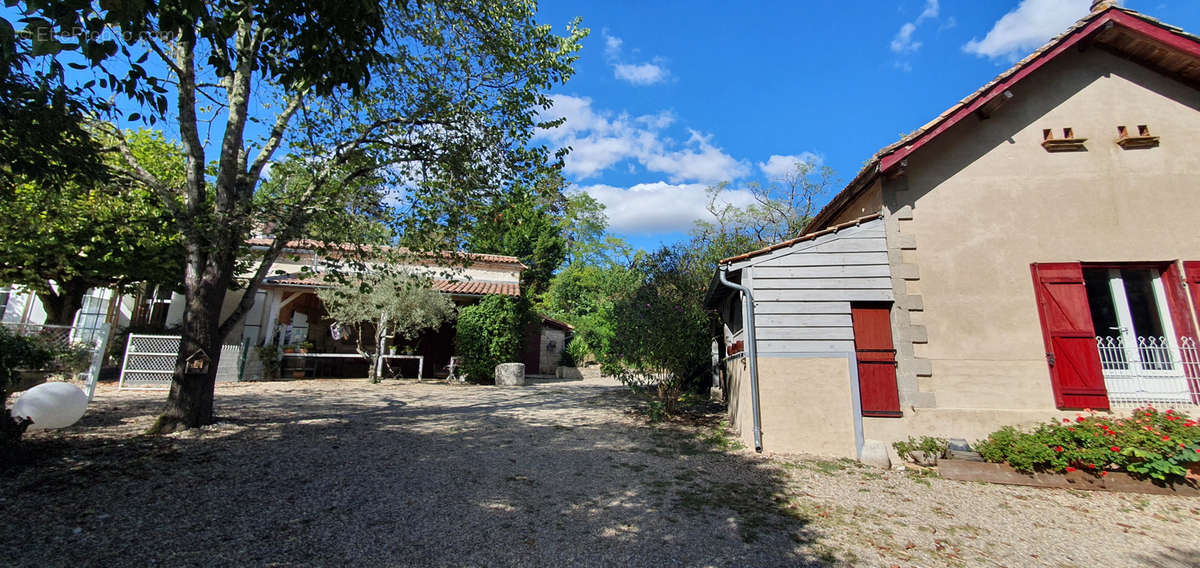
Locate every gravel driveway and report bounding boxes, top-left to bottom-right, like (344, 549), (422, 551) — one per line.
(3, 378), (1198, 567)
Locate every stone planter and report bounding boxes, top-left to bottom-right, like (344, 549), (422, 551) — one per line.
(938, 459), (1200, 496)
(495, 363), (525, 386)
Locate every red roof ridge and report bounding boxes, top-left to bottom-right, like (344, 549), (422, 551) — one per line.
(805, 6), (1200, 233)
(245, 238), (526, 267)
(718, 213), (883, 265)
(260, 272), (521, 297)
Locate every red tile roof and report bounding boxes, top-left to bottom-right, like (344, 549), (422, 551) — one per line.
(806, 6), (1200, 233)
(245, 238), (526, 267)
(261, 273), (520, 297)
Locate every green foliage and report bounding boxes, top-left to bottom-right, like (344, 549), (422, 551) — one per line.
(974, 407), (1200, 482)
(318, 272), (456, 383)
(455, 295), (528, 383)
(540, 261), (639, 364)
(606, 247), (714, 413)
(0, 327), (74, 444)
(255, 346), (281, 381)
(0, 128), (185, 323)
(465, 182), (566, 297)
(892, 436), (950, 462)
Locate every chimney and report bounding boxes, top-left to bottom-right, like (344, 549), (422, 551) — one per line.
(1091, 0), (1118, 13)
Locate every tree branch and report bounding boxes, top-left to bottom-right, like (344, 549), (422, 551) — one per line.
(245, 91), (305, 188)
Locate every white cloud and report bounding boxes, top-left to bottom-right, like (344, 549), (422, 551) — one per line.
(577, 182), (757, 234)
(891, 23), (922, 53)
(603, 31), (670, 86)
(758, 153), (822, 178)
(642, 130), (750, 184)
(890, 0), (940, 54)
(963, 0), (1090, 61)
(604, 34), (622, 58)
(613, 62), (669, 86)
(537, 94), (747, 183)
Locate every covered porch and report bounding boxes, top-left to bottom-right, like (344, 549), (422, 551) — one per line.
(245, 274), (520, 380)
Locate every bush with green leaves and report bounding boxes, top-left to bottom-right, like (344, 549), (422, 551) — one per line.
(892, 436), (949, 463)
(974, 407), (1200, 482)
(1, 328), (58, 444)
(605, 247), (713, 414)
(455, 295), (529, 383)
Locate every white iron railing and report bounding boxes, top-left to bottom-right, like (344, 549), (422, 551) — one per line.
(1097, 335), (1200, 407)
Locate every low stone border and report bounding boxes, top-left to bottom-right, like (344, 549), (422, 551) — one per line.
(937, 459), (1200, 496)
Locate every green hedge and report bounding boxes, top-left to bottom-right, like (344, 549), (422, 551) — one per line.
(974, 407), (1200, 482)
(454, 295), (527, 383)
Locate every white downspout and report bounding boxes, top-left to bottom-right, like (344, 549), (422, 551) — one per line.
(717, 267), (763, 453)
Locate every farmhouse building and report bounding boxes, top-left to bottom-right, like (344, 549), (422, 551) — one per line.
(707, 3), (1200, 458)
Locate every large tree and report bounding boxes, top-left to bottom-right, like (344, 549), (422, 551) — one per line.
(14, 0), (584, 431)
(0, 128), (185, 324)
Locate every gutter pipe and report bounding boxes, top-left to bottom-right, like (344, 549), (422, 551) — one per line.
(717, 267), (763, 453)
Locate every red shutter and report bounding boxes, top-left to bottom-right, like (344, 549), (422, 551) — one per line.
(851, 303), (901, 417)
(1184, 262), (1200, 330)
(1164, 263), (1198, 343)
(1030, 263), (1109, 410)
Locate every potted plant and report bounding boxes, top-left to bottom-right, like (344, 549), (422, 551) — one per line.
(297, 341), (313, 354)
(282, 344), (297, 354)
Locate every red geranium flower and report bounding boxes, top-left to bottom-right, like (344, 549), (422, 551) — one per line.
(1100, 471), (1108, 477)
(1054, 446), (1064, 452)
(1110, 446), (1121, 452)
(1162, 435), (1171, 441)
(1076, 416), (1085, 423)
(1065, 467), (1076, 472)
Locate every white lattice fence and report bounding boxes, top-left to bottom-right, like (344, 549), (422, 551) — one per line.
(118, 334), (244, 390)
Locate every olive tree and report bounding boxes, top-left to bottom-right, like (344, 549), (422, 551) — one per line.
(318, 273), (456, 383)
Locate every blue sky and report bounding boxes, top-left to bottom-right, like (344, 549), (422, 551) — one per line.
(533, 0), (1200, 251)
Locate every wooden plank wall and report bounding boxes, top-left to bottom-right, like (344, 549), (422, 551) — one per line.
(743, 219), (892, 354)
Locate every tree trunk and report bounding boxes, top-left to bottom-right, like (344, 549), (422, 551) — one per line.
(37, 282), (88, 326)
(369, 311), (388, 383)
(149, 248), (236, 434)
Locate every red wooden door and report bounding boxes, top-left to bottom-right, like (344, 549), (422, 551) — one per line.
(1030, 263), (1109, 410)
(850, 304), (901, 417)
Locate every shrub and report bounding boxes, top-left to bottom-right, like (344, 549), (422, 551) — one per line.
(605, 247), (712, 414)
(455, 295), (528, 383)
(1, 328), (58, 444)
(974, 407), (1200, 482)
(893, 436), (949, 462)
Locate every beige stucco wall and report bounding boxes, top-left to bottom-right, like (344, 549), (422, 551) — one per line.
(726, 356), (858, 457)
(879, 48), (1200, 433)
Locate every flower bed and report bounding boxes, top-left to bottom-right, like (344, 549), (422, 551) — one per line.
(973, 407), (1200, 483)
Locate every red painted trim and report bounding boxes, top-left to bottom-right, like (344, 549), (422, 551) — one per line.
(1163, 263), (1197, 342)
(879, 11), (1200, 174)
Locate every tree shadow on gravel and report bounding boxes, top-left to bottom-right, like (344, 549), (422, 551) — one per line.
(0, 383), (844, 567)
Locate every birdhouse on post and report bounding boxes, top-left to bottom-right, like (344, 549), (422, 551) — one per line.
(184, 349), (212, 375)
